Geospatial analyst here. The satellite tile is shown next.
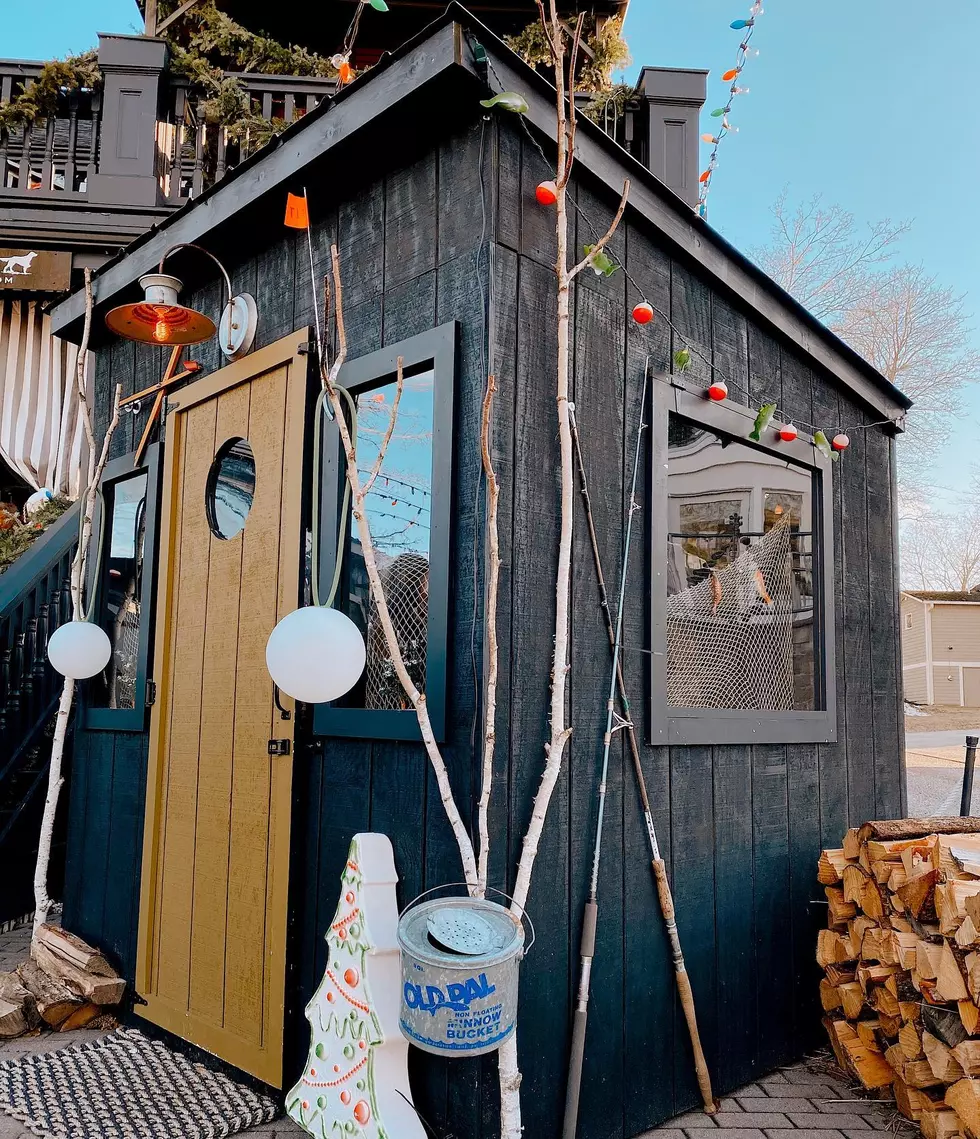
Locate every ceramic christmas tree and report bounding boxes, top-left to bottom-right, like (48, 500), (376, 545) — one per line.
(287, 833), (424, 1139)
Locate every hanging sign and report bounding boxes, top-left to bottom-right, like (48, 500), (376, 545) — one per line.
(0, 249), (72, 293)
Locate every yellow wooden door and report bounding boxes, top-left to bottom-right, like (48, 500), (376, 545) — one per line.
(136, 332), (309, 1087)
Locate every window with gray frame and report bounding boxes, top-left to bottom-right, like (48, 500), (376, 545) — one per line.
(84, 444), (161, 730)
(314, 323), (456, 742)
(650, 376), (836, 746)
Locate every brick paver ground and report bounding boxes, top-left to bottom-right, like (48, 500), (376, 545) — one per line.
(640, 1058), (913, 1139)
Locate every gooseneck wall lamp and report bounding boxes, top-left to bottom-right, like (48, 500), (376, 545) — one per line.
(105, 242), (257, 359)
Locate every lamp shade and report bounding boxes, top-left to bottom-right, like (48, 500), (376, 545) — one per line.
(266, 606), (367, 704)
(105, 273), (217, 345)
(47, 620), (112, 680)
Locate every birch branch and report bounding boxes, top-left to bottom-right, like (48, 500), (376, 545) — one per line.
(569, 180), (631, 281)
(73, 269), (96, 458)
(322, 246), (479, 891)
(34, 373), (123, 939)
(476, 374), (501, 898)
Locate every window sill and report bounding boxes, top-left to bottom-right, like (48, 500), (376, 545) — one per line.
(652, 708), (838, 747)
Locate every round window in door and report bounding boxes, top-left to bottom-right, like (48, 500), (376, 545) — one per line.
(206, 437), (255, 540)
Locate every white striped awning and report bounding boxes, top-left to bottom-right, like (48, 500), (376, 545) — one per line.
(0, 298), (90, 498)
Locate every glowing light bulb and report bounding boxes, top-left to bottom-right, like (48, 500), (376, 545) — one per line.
(740, 44), (760, 56)
(732, 86), (750, 95)
(730, 18), (753, 29)
(749, 1), (764, 15)
(701, 133), (719, 144)
(722, 68), (740, 81)
(153, 318), (169, 343)
(710, 107), (728, 118)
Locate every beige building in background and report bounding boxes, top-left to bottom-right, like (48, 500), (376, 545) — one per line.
(902, 591), (980, 706)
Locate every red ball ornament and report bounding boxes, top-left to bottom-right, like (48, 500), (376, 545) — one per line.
(340, 1090), (352, 1106)
(707, 381), (728, 401)
(344, 967), (359, 988)
(632, 301), (654, 325)
(353, 1101), (371, 1126)
(779, 423), (798, 442)
(832, 433), (850, 451)
(535, 180), (558, 206)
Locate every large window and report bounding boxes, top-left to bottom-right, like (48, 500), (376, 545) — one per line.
(650, 377), (835, 745)
(314, 323), (456, 741)
(85, 445), (161, 730)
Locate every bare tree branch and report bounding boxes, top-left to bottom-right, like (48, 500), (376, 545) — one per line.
(361, 356), (404, 497)
(477, 374), (501, 898)
(570, 179), (630, 280)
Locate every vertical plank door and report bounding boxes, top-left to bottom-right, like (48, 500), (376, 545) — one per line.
(136, 332), (309, 1087)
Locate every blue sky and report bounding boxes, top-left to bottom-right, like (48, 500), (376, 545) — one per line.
(620, 1), (980, 504)
(5, 0), (979, 502)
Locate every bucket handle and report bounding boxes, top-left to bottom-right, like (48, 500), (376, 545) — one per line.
(400, 882), (535, 956)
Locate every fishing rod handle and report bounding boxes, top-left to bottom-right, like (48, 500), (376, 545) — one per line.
(651, 859), (718, 1115)
(563, 900), (598, 1139)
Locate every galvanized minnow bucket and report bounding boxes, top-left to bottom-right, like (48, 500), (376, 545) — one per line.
(397, 885), (533, 1057)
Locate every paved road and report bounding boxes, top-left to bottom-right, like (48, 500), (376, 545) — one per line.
(906, 729), (980, 749)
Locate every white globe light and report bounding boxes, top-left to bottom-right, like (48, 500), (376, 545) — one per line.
(47, 621), (112, 680)
(266, 605), (366, 704)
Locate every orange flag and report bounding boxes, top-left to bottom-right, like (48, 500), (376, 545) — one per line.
(284, 192), (310, 229)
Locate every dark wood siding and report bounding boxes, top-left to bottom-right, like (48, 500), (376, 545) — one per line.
(67, 113), (905, 1139)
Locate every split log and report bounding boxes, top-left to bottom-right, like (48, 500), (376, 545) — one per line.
(0, 998), (28, 1037)
(16, 960), (82, 1027)
(57, 1002), (103, 1032)
(925, 1031), (967, 1082)
(945, 1078), (980, 1138)
(921, 1108), (966, 1139)
(895, 931), (921, 969)
(961, 1000), (980, 1037)
(33, 925), (115, 977)
(923, 1003), (970, 1049)
(900, 1020), (925, 1060)
(827, 885), (858, 926)
(938, 943), (971, 1003)
(826, 1018), (896, 1088)
(879, 1011), (904, 1038)
(844, 827), (862, 860)
(953, 1040), (980, 1077)
(860, 819), (980, 843)
(0, 971), (38, 1029)
(894, 1078), (928, 1122)
(819, 849), (853, 885)
(820, 978), (843, 1011)
(840, 981), (867, 1019)
(899, 870), (940, 921)
(956, 914), (980, 949)
(843, 863), (871, 905)
(938, 882), (980, 936)
(857, 1018), (885, 1049)
(826, 962), (857, 986)
(31, 942), (125, 1005)
(919, 940), (945, 980)
(888, 1040), (944, 1088)
(818, 929), (856, 967)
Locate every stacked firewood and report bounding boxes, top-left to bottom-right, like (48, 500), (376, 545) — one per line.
(0, 924), (125, 1038)
(818, 818), (980, 1139)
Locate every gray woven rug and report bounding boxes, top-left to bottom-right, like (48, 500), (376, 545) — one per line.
(0, 1028), (278, 1138)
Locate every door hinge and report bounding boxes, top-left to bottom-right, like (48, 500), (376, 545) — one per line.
(145, 679), (157, 707)
(268, 738), (291, 757)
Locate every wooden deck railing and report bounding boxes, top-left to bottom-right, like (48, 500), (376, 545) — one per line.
(0, 60), (101, 196)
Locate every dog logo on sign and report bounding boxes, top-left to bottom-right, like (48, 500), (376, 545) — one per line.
(0, 251), (39, 283)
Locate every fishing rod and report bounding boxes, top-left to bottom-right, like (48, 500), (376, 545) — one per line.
(562, 375), (646, 1139)
(561, 383), (717, 1139)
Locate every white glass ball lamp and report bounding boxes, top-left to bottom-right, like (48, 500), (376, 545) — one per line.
(47, 620), (112, 680)
(266, 606), (366, 704)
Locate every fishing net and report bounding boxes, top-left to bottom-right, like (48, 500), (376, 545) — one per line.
(666, 517), (799, 710)
(364, 550), (429, 710)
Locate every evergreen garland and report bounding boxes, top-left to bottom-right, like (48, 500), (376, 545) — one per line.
(506, 14), (631, 95)
(0, 54), (100, 134)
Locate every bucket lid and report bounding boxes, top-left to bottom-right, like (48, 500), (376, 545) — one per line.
(398, 897), (524, 967)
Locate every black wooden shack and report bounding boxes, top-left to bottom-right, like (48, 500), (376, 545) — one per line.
(49, 10), (911, 1137)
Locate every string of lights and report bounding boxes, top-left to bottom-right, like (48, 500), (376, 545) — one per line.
(697, 1), (765, 219)
(357, 469), (432, 497)
(480, 43), (900, 456)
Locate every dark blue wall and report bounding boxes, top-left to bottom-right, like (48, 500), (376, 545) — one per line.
(65, 113), (905, 1139)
